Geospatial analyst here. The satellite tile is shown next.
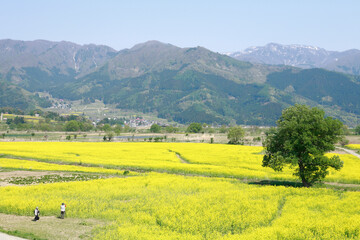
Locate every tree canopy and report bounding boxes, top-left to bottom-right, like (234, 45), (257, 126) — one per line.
(355, 125), (360, 135)
(186, 123), (203, 133)
(64, 120), (80, 132)
(227, 126), (245, 144)
(150, 124), (161, 133)
(262, 104), (344, 187)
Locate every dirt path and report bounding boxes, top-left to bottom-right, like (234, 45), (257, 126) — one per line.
(0, 213), (108, 240)
(0, 171), (54, 179)
(176, 153), (190, 164)
(0, 171), (92, 187)
(0, 171), (56, 187)
(325, 182), (360, 188)
(336, 147), (360, 159)
(0, 232), (26, 240)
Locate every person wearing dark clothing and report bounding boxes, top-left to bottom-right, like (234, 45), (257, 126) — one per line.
(33, 207), (40, 221)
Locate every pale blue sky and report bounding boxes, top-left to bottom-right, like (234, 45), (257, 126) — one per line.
(1, 0), (359, 52)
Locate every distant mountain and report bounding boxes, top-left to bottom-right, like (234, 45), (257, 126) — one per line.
(0, 39), (360, 126)
(56, 41), (288, 125)
(228, 43), (360, 75)
(0, 39), (117, 75)
(0, 39), (117, 92)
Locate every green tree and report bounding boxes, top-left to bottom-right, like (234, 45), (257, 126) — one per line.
(219, 125), (228, 133)
(186, 123), (202, 133)
(165, 126), (178, 133)
(262, 105), (344, 187)
(107, 132), (114, 141)
(13, 116), (25, 125)
(102, 124), (111, 132)
(80, 122), (93, 132)
(114, 124), (122, 136)
(227, 126), (245, 144)
(208, 128), (215, 134)
(64, 120), (80, 132)
(355, 125), (360, 135)
(123, 125), (131, 133)
(150, 124), (161, 133)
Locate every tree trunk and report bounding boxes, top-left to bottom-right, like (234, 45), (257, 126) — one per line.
(298, 159), (310, 187)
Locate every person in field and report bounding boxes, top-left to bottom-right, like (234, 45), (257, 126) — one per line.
(60, 203), (66, 219)
(33, 207), (40, 221)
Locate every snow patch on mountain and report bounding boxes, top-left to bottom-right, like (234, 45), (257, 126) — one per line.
(226, 43), (360, 75)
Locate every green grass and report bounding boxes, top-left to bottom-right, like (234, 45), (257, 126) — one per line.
(0, 226), (46, 240)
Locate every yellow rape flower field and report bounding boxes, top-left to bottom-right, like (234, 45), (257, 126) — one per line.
(347, 144), (360, 150)
(0, 142), (359, 239)
(0, 158), (134, 175)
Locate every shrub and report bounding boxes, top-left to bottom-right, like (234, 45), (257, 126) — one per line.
(187, 123), (202, 133)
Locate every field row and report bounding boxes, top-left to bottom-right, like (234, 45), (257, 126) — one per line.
(0, 173), (359, 239)
(1, 142), (360, 183)
(0, 158), (133, 176)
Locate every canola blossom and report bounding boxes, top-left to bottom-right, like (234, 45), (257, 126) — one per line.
(0, 158), (131, 175)
(347, 144), (360, 150)
(325, 153), (360, 183)
(1, 142), (360, 239)
(0, 173), (359, 239)
(0, 142), (359, 183)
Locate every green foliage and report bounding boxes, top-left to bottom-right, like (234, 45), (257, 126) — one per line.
(64, 120), (80, 132)
(0, 81), (29, 110)
(154, 137), (164, 142)
(98, 117), (125, 126)
(227, 126), (245, 144)
(186, 123), (203, 133)
(267, 69), (360, 115)
(341, 125), (351, 135)
(253, 137), (261, 142)
(150, 124), (161, 133)
(2, 42), (360, 127)
(60, 68), (285, 125)
(355, 125), (360, 135)
(219, 125), (228, 133)
(165, 126), (178, 133)
(339, 138), (349, 147)
(114, 125), (122, 135)
(208, 128), (215, 134)
(262, 104), (344, 187)
(32, 94), (52, 108)
(6, 116), (25, 125)
(12, 67), (76, 93)
(102, 124), (112, 132)
(0, 107), (24, 115)
(62, 120), (89, 132)
(107, 132), (114, 141)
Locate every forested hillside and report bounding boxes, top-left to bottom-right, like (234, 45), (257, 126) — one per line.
(1, 39), (360, 126)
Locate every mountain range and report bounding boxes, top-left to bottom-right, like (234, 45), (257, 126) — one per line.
(227, 43), (360, 75)
(1, 39), (360, 127)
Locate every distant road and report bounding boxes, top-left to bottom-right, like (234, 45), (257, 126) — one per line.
(336, 147), (360, 159)
(0, 232), (26, 240)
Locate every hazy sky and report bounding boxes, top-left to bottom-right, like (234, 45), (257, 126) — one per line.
(1, 0), (359, 52)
